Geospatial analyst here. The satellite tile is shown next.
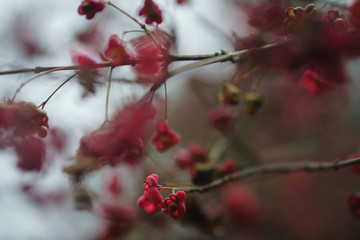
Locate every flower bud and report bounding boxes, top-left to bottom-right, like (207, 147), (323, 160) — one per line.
(304, 4), (316, 16)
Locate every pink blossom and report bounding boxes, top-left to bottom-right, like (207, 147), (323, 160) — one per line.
(162, 191), (186, 219)
(78, 0), (105, 20)
(152, 120), (180, 152)
(143, 174), (159, 190)
(139, 0), (163, 25)
(102, 35), (132, 67)
(132, 33), (170, 83)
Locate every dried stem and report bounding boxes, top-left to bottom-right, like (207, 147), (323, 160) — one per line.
(184, 157), (360, 193)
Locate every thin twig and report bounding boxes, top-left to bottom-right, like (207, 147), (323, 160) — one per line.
(164, 80), (168, 119)
(184, 157), (360, 193)
(39, 71), (80, 109)
(105, 67), (114, 123)
(233, 64), (265, 85)
(1, 63), (112, 76)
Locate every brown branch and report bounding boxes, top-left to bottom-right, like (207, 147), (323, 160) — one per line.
(185, 157), (360, 193)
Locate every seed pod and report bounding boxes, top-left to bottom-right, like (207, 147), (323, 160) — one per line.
(304, 4), (316, 16)
(218, 82), (241, 105)
(191, 162), (216, 186)
(72, 185), (93, 210)
(333, 17), (348, 32)
(245, 92), (264, 115)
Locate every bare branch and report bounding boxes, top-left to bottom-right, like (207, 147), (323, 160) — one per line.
(185, 157), (360, 193)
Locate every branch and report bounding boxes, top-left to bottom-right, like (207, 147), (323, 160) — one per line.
(185, 157), (360, 193)
(0, 63), (113, 76)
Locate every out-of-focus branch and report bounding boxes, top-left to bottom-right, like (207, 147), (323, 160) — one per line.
(0, 63), (113, 76)
(0, 41), (285, 77)
(184, 157), (360, 193)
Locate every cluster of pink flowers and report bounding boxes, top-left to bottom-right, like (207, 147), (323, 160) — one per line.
(240, 2), (360, 95)
(137, 174), (186, 219)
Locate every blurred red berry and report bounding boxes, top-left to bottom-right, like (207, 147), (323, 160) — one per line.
(107, 174), (122, 198)
(102, 35), (132, 67)
(175, 143), (207, 169)
(79, 101), (156, 166)
(247, 1), (286, 33)
(78, 0), (105, 20)
(152, 120), (180, 152)
(299, 69), (331, 94)
(346, 153), (360, 174)
(16, 136), (46, 172)
(48, 128), (67, 152)
(139, 0), (163, 25)
(98, 204), (137, 240)
(219, 158), (238, 175)
(176, 0), (188, 4)
(222, 184), (261, 231)
(324, 10), (348, 33)
(348, 193), (360, 217)
(350, 0), (360, 29)
(162, 191), (186, 219)
(0, 101), (49, 138)
(208, 106), (234, 131)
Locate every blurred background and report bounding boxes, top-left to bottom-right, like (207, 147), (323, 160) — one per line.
(1, 0), (360, 239)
